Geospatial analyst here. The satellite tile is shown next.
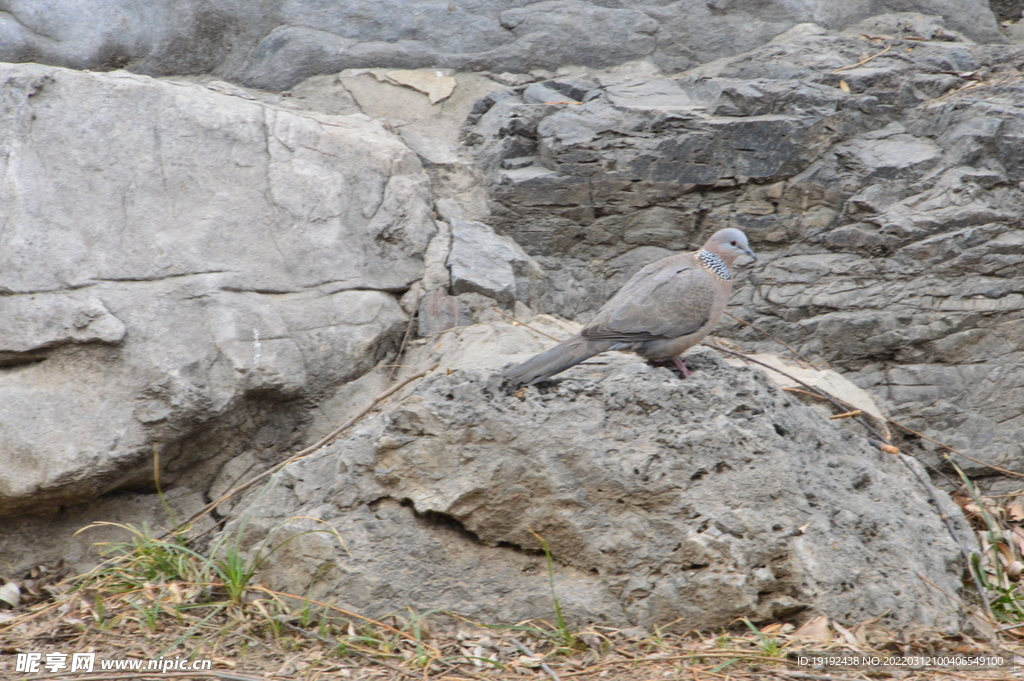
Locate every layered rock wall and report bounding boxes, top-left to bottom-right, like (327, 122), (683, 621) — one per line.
(465, 19), (1024, 481)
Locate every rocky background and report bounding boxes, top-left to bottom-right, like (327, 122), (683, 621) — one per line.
(2, 0), (1022, 631)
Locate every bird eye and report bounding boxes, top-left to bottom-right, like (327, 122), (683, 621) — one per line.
(730, 241), (737, 246)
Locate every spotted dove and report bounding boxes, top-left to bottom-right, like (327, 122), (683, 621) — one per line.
(502, 228), (756, 387)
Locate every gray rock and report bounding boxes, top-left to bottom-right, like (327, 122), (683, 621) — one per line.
(0, 3), (1003, 91)
(833, 125), (943, 179)
(447, 219), (541, 305)
(0, 63), (435, 515)
(0, 485), (210, 576)
(225, 326), (970, 629)
(417, 289), (470, 337)
(471, 73), (856, 256)
(0, 293), (125, 364)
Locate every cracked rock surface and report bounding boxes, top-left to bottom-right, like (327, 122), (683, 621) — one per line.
(228, 323), (968, 629)
(0, 63), (435, 515)
(466, 17), (1024, 483)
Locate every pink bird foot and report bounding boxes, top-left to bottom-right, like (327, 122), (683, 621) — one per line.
(647, 358), (693, 379)
(672, 357), (693, 378)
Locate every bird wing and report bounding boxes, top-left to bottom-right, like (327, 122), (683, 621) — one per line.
(582, 256), (718, 342)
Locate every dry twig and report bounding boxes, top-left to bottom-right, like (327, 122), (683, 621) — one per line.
(171, 363), (438, 534)
(832, 44), (892, 73)
(490, 307), (563, 341)
(723, 311), (817, 368)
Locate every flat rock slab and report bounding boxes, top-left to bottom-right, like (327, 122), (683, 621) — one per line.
(226, 322), (969, 630)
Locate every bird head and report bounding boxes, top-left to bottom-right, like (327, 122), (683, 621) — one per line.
(703, 228), (756, 266)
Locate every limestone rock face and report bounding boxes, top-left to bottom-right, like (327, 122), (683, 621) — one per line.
(0, 63), (435, 515)
(227, 322), (968, 629)
(0, 2), (1002, 91)
(466, 23), (1024, 480)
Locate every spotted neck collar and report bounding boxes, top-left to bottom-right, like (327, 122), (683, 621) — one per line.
(697, 249), (732, 281)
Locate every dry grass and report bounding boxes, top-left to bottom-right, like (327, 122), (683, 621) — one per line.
(2, 518), (1024, 681)
(4, 331), (1024, 679)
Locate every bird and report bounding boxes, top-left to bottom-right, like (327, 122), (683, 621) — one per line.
(502, 228), (756, 387)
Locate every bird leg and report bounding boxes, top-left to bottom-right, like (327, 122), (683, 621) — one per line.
(647, 357), (693, 379)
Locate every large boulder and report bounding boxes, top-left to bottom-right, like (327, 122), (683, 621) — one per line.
(0, 63), (436, 516)
(225, 320), (970, 630)
(465, 22), (1024, 481)
(0, 2), (1003, 91)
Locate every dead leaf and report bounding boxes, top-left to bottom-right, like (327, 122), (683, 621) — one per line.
(516, 655), (540, 668)
(839, 80), (851, 94)
(851, 617), (881, 646)
(792, 615), (831, 642)
(996, 541), (1015, 565)
(166, 582), (184, 605)
(0, 581), (20, 608)
(1008, 503), (1024, 522)
(951, 492), (971, 508)
(617, 626), (649, 640)
(1011, 527), (1024, 555)
(833, 621), (859, 647)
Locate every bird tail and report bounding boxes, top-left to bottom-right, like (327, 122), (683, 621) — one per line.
(502, 333), (617, 387)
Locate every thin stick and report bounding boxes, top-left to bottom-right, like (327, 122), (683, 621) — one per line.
(918, 572), (970, 611)
(895, 449), (994, 623)
(168, 364), (438, 535)
(832, 44), (892, 73)
(512, 639), (560, 681)
(706, 344), (860, 420)
(390, 318), (417, 382)
(829, 410), (861, 420)
(723, 311), (817, 368)
(888, 418), (1024, 480)
(782, 387), (830, 401)
(867, 439), (900, 454)
(490, 307), (563, 341)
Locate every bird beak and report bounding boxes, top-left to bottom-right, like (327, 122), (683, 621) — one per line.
(744, 248), (757, 262)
